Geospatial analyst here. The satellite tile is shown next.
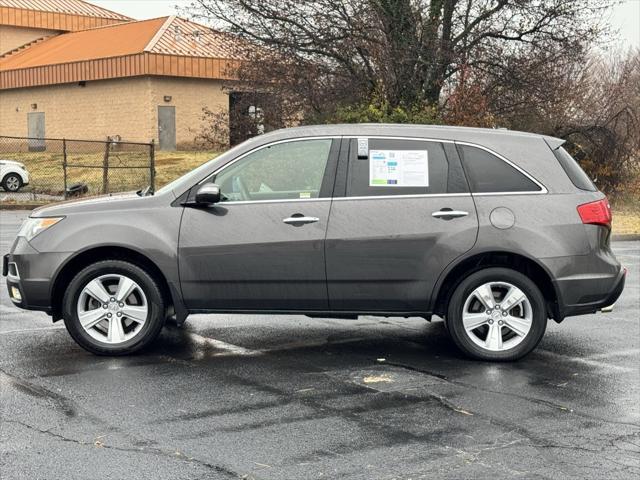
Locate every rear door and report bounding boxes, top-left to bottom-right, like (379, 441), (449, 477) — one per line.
(325, 137), (478, 313)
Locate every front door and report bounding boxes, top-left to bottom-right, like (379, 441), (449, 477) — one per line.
(325, 137), (478, 313)
(158, 106), (176, 150)
(179, 138), (340, 311)
(27, 112), (45, 152)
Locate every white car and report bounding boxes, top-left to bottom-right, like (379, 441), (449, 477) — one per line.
(0, 160), (30, 192)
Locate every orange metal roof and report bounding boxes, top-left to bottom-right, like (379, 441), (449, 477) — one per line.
(0, 16), (248, 89)
(0, 0), (130, 20)
(147, 17), (249, 58)
(1, 17), (166, 68)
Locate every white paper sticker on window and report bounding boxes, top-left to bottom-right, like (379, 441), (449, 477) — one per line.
(369, 150), (429, 187)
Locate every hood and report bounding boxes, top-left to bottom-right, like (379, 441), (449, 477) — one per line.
(31, 191), (157, 217)
(0, 159), (26, 167)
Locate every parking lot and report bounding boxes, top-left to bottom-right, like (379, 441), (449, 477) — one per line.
(0, 209), (638, 479)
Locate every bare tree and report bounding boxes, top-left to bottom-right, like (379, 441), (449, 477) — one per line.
(481, 48), (640, 198)
(185, 0), (638, 198)
(185, 0), (613, 117)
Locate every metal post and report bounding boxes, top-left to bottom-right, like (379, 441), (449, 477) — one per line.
(62, 138), (68, 200)
(150, 139), (156, 193)
(102, 137), (110, 194)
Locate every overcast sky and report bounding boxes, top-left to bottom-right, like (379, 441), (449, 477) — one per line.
(93, 0), (640, 49)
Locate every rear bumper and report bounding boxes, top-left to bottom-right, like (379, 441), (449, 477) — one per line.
(555, 266), (626, 319)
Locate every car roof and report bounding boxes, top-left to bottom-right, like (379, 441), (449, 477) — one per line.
(252, 123), (565, 148)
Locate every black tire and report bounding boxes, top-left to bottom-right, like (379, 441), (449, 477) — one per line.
(63, 260), (165, 355)
(2, 173), (23, 192)
(446, 267), (547, 361)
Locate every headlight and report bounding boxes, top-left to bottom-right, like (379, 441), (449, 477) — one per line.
(17, 217), (64, 241)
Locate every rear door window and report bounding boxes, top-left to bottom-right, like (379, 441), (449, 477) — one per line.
(552, 147), (597, 191)
(457, 144), (542, 193)
(346, 138), (459, 197)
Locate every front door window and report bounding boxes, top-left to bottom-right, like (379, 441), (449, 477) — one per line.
(214, 139), (332, 202)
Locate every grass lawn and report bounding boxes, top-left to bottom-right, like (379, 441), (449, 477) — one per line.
(0, 150), (219, 195)
(612, 203), (640, 236)
(154, 150), (219, 187)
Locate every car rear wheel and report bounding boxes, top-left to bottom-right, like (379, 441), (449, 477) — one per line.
(63, 260), (165, 355)
(2, 173), (23, 192)
(446, 267), (547, 361)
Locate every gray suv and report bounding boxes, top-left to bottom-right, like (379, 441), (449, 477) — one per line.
(3, 125), (626, 360)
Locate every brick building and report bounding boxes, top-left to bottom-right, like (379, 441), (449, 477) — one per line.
(0, 0), (246, 149)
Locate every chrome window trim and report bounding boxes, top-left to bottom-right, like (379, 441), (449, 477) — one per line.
(343, 136), (456, 198)
(343, 135), (455, 144)
(218, 198), (330, 206)
(472, 191), (546, 197)
(344, 135), (547, 196)
(195, 134), (547, 205)
(333, 193), (471, 202)
(218, 193), (472, 206)
(196, 136), (338, 205)
(455, 141), (548, 195)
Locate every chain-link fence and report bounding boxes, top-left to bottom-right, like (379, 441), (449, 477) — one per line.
(0, 136), (155, 202)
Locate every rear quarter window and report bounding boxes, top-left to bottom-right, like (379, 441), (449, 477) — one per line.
(457, 145), (542, 193)
(552, 147), (597, 192)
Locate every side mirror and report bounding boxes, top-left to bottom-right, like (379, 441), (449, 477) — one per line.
(195, 183), (221, 205)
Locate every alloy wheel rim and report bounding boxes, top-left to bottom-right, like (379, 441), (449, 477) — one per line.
(6, 176), (20, 191)
(77, 274), (148, 345)
(461, 281), (533, 352)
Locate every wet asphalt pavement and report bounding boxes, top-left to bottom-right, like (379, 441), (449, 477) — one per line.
(0, 210), (639, 480)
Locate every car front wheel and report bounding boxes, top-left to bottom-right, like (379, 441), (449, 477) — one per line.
(2, 173), (23, 192)
(446, 267), (547, 361)
(62, 260), (166, 355)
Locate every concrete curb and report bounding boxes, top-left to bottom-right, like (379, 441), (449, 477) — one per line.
(0, 204), (44, 211)
(612, 234), (640, 242)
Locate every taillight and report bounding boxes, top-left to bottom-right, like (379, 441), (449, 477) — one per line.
(577, 198), (612, 227)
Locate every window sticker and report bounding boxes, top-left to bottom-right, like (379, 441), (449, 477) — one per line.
(357, 138), (369, 158)
(369, 150), (429, 187)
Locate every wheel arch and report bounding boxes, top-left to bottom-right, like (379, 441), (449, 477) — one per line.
(50, 245), (186, 323)
(2, 169), (24, 185)
(431, 249), (562, 322)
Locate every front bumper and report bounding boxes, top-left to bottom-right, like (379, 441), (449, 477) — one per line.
(4, 253), (27, 306)
(3, 238), (69, 313)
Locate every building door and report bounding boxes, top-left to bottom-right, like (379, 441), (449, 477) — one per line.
(27, 112), (45, 152)
(158, 106), (176, 150)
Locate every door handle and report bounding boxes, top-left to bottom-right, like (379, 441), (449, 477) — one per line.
(432, 209), (469, 219)
(283, 216), (320, 225)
